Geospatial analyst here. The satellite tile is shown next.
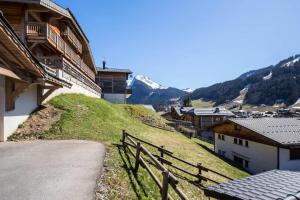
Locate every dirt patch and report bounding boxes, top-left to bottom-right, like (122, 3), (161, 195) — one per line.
(9, 104), (63, 141)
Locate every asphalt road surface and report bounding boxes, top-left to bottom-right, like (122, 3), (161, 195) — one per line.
(0, 140), (105, 200)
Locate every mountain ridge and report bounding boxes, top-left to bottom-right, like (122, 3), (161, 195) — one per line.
(128, 75), (188, 108)
(186, 55), (300, 106)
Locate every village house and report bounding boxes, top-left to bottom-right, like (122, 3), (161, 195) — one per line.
(0, 12), (70, 141)
(204, 170), (300, 200)
(0, 0), (101, 141)
(213, 118), (300, 174)
(95, 61), (132, 104)
(0, 0), (101, 99)
(170, 106), (194, 120)
(171, 106), (234, 139)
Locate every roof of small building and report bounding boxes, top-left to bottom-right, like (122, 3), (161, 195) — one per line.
(191, 107), (234, 116)
(172, 106), (193, 116)
(97, 67), (132, 74)
(204, 170), (300, 200)
(229, 117), (300, 145)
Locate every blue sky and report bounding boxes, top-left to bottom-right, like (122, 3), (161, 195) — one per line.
(56, 0), (300, 89)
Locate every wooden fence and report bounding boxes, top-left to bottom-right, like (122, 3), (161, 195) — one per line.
(120, 130), (233, 200)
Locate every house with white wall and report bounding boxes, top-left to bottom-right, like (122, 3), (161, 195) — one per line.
(0, 12), (71, 141)
(0, 0), (102, 141)
(213, 118), (300, 174)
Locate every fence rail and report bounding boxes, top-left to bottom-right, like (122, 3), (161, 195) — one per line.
(120, 130), (233, 200)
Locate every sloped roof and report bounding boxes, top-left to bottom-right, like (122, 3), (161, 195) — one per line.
(172, 106), (193, 116)
(191, 107), (234, 116)
(1, 0), (97, 72)
(204, 170), (300, 200)
(97, 67), (132, 74)
(229, 118), (300, 145)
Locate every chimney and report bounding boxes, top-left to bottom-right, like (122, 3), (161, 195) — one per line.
(102, 60), (106, 69)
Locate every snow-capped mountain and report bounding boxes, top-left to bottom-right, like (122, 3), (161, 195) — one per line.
(128, 75), (189, 109)
(182, 88), (194, 93)
(131, 75), (166, 89)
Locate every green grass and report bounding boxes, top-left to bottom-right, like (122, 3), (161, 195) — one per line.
(20, 94), (249, 199)
(192, 99), (215, 108)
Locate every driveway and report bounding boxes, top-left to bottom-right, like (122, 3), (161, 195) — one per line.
(0, 140), (106, 200)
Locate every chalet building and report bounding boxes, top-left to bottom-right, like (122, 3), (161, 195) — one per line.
(0, 12), (69, 141)
(170, 106), (193, 120)
(213, 118), (300, 174)
(187, 107), (234, 131)
(0, 0), (101, 100)
(95, 61), (132, 104)
(0, 0), (102, 141)
(204, 170), (300, 200)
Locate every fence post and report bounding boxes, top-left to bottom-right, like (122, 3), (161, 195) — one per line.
(160, 146), (164, 165)
(121, 130), (126, 147)
(134, 142), (141, 174)
(161, 170), (169, 200)
(197, 163), (202, 183)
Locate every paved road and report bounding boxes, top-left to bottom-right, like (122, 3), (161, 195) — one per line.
(0, 140), (106, 200)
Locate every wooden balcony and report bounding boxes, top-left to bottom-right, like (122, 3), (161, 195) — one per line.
(26, 22), (95, 80)
(38, 55), (99, 92)
(37, 56), (64, 69)
(62, 26), (83, 54)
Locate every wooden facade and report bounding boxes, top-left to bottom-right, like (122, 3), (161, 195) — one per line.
(0, 1), (101, 94)
(213, 122), (279, 147)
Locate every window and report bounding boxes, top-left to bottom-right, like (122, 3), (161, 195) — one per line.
(222, 151), (226, 156)
(234, 138), (238, 144)
(238, 139), (243, 146)
(234, 155), (249, 169)
(233, 155), (243, 165)
(245, 160), (249, 168)
(245, 141), (249, 147)
(290, 148), (300, 160)
(218, 150), (226, 156)
(218, 134), (225, 141)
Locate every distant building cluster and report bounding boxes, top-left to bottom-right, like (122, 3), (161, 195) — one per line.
(165, 105), (300, 199)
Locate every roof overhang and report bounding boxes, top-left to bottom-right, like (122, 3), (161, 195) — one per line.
(0, 12), (71, 88)
(0, 0), (97, 73)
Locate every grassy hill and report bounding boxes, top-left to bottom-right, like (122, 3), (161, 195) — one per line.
(10, 94), (249, 199)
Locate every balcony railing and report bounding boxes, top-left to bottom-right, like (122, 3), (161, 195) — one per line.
(37, 56), (64, 69)
(26, 22), (47, 37)
(38, 56), (99, 93)
(62, 26), (83, 54)
(26, 22), (95, 80)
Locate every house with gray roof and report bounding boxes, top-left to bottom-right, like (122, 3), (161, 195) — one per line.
(95, 61), (132, 104)
(213, 118), (300, 174)
(204, 170), (300, 200)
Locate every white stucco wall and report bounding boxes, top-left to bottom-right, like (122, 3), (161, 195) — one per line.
(214, 133), (277, 174)
(44, 69), (101, 102)
(0, 75), (5, 142)
(3, 83), (38, 141)
(279, 148), (300, 171)
(103, 93), (127, 104)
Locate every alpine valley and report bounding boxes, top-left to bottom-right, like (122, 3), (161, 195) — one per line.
(129, 55), (300, 109)
(187, 55), (300, 107)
